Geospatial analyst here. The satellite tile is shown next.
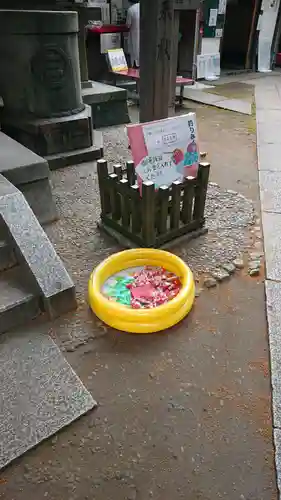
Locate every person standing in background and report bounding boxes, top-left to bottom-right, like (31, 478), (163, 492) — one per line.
(126, 0), (140, 68)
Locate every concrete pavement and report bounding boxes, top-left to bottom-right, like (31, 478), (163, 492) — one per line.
(255, 73), (281, 498)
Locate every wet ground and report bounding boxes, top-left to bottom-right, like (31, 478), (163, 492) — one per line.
(0, 104), (277, 499)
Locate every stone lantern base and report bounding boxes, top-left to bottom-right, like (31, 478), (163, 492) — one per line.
(2, 105), (102, 170)
(0, 9), (102, 169)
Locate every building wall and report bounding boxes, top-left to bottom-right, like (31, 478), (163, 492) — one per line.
(198, 0), (281, 76)
(197, 0), (225, 78)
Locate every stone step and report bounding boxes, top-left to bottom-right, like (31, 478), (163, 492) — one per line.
(0, 239), (16, 271)
(0, 175), (77, 319)
(0, 267), (40, 334)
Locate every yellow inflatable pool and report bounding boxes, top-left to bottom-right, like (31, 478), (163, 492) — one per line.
(88, 248), (195, 334)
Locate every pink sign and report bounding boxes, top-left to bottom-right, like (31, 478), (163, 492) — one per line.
(127, 113), (199, 190)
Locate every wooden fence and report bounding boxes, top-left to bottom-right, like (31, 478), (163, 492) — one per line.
(97, 159), (210, 248)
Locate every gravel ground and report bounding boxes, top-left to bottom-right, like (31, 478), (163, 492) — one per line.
(0, 103), (275, 500)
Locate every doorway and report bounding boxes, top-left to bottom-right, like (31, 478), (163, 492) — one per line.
(220, 0), (260, 70)
(178, 10), (198, 78)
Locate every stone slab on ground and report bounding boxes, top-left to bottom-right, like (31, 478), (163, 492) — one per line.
(257, 121), (281, 145)
(256, 109), (281, 125)
(255, 76), (281, 500)
(0, 174), (77, 318)
(262, 211), (281, 281)
(257, 142), (281, 172)
(183, 88), (223, 104)
(255, 86), (281, 110)
(212, 98), (252, 115)
(265, 280), (281, 428)
(259, 171), (281, 213)
(183, 88), (252, 114)
(274, 429), (281, 498)
(0, 328), (96, 470)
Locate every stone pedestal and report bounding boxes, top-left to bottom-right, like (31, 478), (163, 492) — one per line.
(5, 105), (93, 157)
(0, 9), (102, 168)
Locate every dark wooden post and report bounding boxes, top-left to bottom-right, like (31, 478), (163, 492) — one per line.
(193, 162), (210, 220)
(97, 159), (111, 215)
(169, 9), (180, 114)
(142, 181), (156, 246)
(140, 0), (174, 122)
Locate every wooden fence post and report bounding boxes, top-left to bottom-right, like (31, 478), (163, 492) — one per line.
(97, 159), (111, 215)
(113, 164), (122, 220)
(120, 179), (131, 228)
(158, 185), (170, 234)
(170, 180), (182, 229)
(142, 181), (156, 246)
(193, 162), (210, 220)
(126, 161), (136, 186)
(169, 8), (180, 114)
(181, 176), (195, 223)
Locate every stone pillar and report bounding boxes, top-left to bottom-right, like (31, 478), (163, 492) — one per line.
(0, 9), (101, 168)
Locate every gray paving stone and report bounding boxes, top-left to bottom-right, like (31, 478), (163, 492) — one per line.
(274, 429), (281, 499)
(257, 121), (281, 144)
(259, 171), (281, 213)
(183, 88), (251, 114)
(257, 143), (281, 171)
(256, 109), (281, 125)
(213, 98), (252, 115)
(182, 89), (223, 104)
(262, 212), (281, 280)
(0, 174), (76, 318)
(265, 281), (281, 429)
(255, 87), (281, 110)
(0, 328), (96, 469)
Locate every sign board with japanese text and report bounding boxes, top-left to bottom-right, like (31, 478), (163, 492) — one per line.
(107, 48), (128, 72)
(127, 114), (199, 191)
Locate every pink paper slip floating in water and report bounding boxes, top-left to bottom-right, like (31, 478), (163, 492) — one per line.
(131, 284), (155, 300)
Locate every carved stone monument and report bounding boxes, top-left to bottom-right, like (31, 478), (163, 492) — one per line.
(0, 9), (102, 169)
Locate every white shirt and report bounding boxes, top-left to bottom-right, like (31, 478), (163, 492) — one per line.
(126, 3), (140, 67)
